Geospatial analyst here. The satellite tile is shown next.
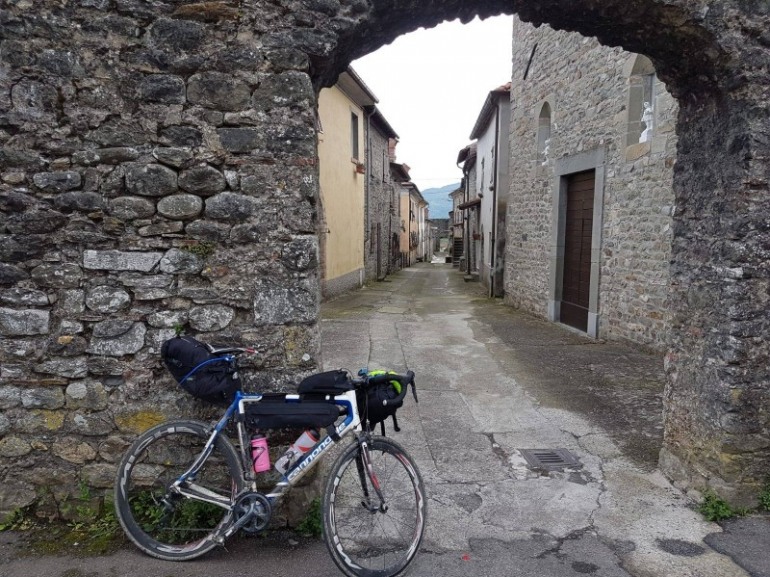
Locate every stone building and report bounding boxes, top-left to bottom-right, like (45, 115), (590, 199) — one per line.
(398, 179), (428, 267)
(364, 111), (400, 282)
(318, 68), (403, 293)
(449, 186), (465, 267)
(504, 19), (678, 349)
(431, 217), (450, 252)
(456, 143), (481, 277)
(1, 0), (769, 516)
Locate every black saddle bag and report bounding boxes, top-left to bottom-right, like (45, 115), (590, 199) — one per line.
(161, 336), (239, 404)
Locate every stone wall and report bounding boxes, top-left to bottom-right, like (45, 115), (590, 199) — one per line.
(364, 118), (398, 281)
(0, 1), (321, 519)
(505, 19), (678, 350)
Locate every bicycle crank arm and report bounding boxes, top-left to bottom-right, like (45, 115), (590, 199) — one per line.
(222, 492), (272, 538)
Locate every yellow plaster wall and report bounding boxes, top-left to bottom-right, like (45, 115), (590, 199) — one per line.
(317, 86), (365, 281)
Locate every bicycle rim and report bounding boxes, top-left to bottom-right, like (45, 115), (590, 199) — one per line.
(114, 421), (242, 561)
(324, 437), (426, 577)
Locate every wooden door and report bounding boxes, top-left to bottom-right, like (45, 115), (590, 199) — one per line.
(561, 170), (594, 332)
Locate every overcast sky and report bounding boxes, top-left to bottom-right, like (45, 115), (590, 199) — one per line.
(352, 15), (514, 192)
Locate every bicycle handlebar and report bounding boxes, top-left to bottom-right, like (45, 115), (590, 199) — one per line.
(363, 370), (418, 404)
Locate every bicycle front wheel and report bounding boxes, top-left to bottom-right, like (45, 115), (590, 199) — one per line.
(114, 420), (243, 561)
(323, 436), (427, 577)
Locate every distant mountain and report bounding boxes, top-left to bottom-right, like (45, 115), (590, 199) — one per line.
(421, 183), (460, 220)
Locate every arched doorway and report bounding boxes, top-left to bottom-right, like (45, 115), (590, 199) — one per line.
(307, 1), (770, 505)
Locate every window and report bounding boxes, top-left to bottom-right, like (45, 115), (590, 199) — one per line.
(626, 55), (656, 146)
(382, 150), (388, 182)
(537, 102), (552, 165)
(351, 112), (359, 160)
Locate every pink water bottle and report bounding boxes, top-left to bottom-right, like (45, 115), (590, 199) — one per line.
(250, 435), (270, 473)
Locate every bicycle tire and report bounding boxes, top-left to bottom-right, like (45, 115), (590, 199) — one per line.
(323, 436), (427, 577)
(114, 420), (243, 561)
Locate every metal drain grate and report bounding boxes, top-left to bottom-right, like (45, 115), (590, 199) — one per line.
(519, 448), (581, 471)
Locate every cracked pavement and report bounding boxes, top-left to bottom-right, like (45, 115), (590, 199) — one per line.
(321, 263), (753, 577)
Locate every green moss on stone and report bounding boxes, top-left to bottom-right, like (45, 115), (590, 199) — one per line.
(114, 411), (167, 433)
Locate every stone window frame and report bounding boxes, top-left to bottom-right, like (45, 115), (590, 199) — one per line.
(547, 147), (606, 339)
(537, 101), (552, 163)
(624, 55), (656, 155)
(533, 94), (555, 176)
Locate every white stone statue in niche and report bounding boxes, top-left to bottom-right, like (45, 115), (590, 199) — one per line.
(639, 101), (653, 143)
(541, 138), (550, 166)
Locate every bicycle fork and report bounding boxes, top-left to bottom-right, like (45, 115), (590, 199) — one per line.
(356, 438), (388, 513)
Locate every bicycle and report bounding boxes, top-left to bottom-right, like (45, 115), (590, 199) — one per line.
(114, 340), (426, 577)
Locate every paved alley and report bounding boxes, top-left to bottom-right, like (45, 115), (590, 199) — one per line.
(321, 263), (763, 577)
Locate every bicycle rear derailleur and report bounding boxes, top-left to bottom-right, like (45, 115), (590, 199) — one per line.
(229, 491), (272, 535)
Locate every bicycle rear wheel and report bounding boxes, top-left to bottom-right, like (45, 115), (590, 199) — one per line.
(114, 420), (243, 561)
(323, 436), (427, 577)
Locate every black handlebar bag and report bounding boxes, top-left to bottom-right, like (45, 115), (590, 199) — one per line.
(358, 378), (403, 435)
(161, 336), (239, 404)
(299, 368), (407, 435)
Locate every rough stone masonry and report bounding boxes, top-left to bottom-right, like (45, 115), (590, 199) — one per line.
(0, 0), (769, 519)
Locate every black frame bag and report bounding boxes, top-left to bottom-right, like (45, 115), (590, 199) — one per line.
(246, 394), (341, 430)
(161, 336), (239, 404)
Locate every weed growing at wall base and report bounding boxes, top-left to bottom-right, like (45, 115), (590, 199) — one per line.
(698, 490), (749, 522)
(0, 501), (123, 556)
(758, 482), (770, 512)
(0, 508), (32, 532)
(296, 497), (322, 538)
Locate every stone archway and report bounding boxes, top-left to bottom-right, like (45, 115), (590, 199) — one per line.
(309, 1), (768, 505)
(0, 0), (767, 516)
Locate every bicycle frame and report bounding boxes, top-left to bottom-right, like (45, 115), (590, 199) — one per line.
(170, 388), (363, 513)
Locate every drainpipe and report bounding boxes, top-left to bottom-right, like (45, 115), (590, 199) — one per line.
(388, 184), (393, 273)
(465, 178), (471, 277)
(407, 191), (411, 267)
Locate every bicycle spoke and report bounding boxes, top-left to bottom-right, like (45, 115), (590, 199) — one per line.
(324, 437), (426, 577)
(115, 421), (242, 561)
